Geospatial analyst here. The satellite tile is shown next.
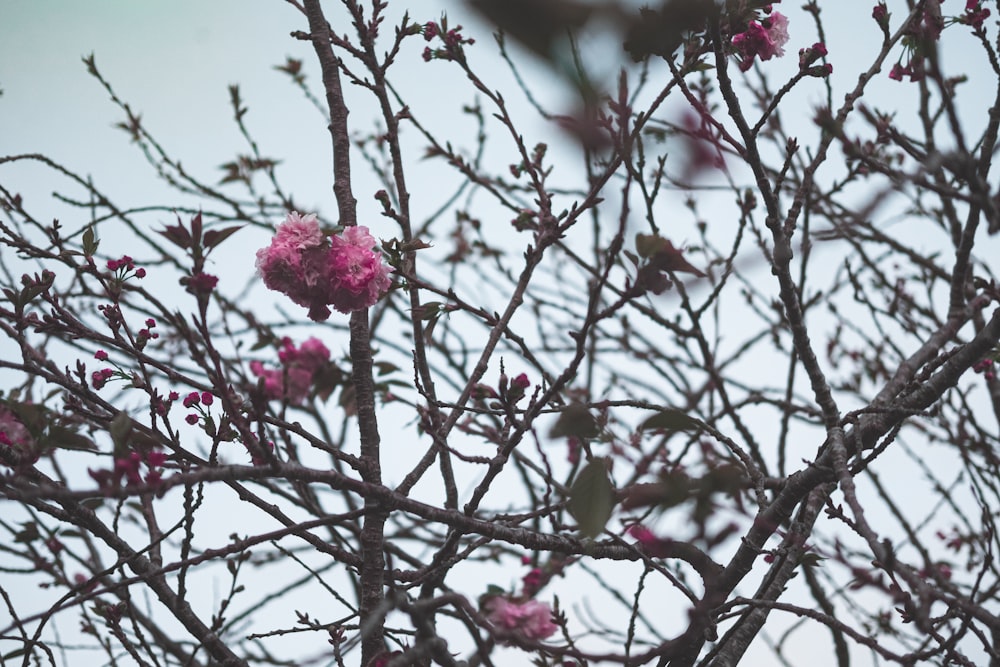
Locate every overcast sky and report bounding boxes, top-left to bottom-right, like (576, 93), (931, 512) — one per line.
(3, 3), (998, 665)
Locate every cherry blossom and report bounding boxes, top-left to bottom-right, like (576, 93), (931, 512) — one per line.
(484, 596), (558, 642)
(251, 337), (331, 404)
(732, 12), (790, 71)
(256, 212), (392, 319)
(0, 407), (31, 451)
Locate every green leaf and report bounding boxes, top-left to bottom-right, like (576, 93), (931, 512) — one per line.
(202, 415), (217, 438)
(250, 334), (278, 351)
(14, 521), (40, 544)
(549, 403), (599, 439)
(7, 402), (45, 433)
(109, 411), (133, 454)
(82, 226), (99, 256)
(485, 583), (506, 596)
(639, 408), (703, 434)
(635, 232), (667, 258)
(799, 552), (826, 568)
(44, 426), (98, 452)
(374, 361), (400, 376)
(567, 458), (616, 539)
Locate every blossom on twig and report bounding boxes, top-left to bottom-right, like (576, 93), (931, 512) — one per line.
(255, 212), (392, 320)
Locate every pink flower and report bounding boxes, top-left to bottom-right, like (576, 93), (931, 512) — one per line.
(250, 361), (284, 400)
(960, 1), (991, 29)
(0, 407), (31, 451)
(256, 212), (392, 320)
(627, 524), (676, 558)
(298, 337), (331, 364)
(522, 567), (544, 596)
(628, 524), (658, 546)
(732, 12), (790, 71)
(327, 227), (393, 313)
(146, 450), (168, 467)
(91, 368), (114, 389)
(187, 272), (219, 294)
(255, 212), (332, 319)
(484, 596), (558, 642)
(250, 337), (332, 405)
(872, 3), (889, 28)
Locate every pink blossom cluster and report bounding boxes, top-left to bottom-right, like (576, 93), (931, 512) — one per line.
(255, 212), (392, 321)
(798, 42), (832, 77)
(152, 390), (181, 417)
(185, 272), (219, 295)
(107, 254), (146, 279)
(961, 0), (991, 30)
(250, 337), (331, 405)
(732, 11), (790, 72)
(973, 358), (996, 381)
(421, 20), (475, 62)
(484, 596), (558, 643)
(182, 391), (215, 425)
(628, 524), (675, 558)
(0, 407), (31, 452)
(89, 448), (167, 491)
(91, 367), (115, 389)
(499, 371), (532, 403)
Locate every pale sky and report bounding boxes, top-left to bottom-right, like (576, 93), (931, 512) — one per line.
(2, 3), (998, 665)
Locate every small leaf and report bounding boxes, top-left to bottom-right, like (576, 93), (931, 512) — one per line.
(109, 411), (133, 453)
(414, 302), (444, 320)
(799, 552), (826, 568)
(639, 408), (702, 433)
(203, 225), (244, 252)
(45, 426), (98, 452)
(485, 583), (506, 596)
(635, 232), (667, 258)
(202, 415), (217, 438)
(468, 0), (593, 61)
(14, 522), (40, 544)
(190, 212), (203, 245)
(623, 0), (715, 62)
(550, 402), (599, 439)
(9, 402), (45, 433)
(157, 223), (192, 250)
(18, 285), (45, 305)
(82, 227), (99, 256)
(374, 361), (400, 376)
(250, 334), (278, 351)
(567, 458), (616, 538)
